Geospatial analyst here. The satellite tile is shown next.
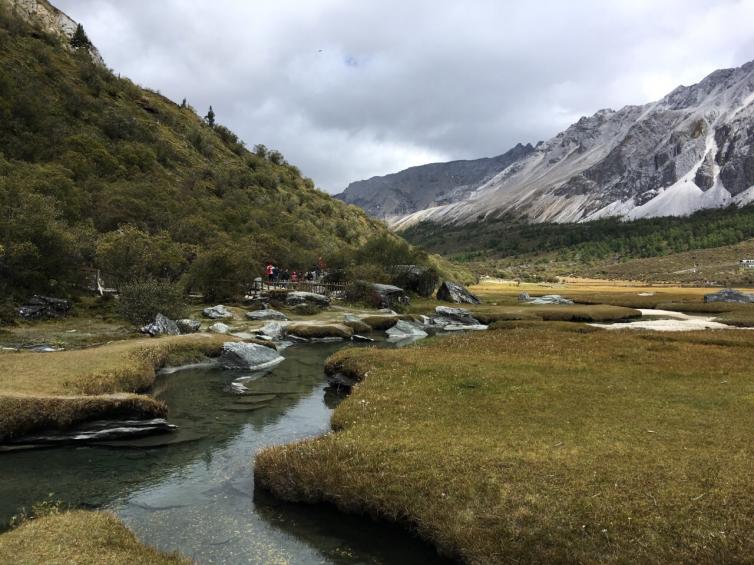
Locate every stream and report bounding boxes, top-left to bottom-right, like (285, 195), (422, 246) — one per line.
(0, 341), (449, 564)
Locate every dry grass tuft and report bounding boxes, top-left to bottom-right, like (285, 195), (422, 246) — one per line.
(0, 510), (186, 564)
(257, 326), (754, 564)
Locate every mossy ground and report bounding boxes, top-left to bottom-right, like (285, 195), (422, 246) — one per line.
(256, 324), (754, 563)
(0, 510), (185, 565)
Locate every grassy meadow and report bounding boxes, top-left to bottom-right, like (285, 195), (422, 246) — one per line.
(256, 322), (754, 563)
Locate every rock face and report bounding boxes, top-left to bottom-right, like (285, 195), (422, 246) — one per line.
(219, 342), (284, 371)
(704, 288), (754, 303)
(246, 308), (288, 321)
(209, 322), (230, 334)
(176, 319), (201, 334)
(436, 282), (481, 304)
(285, 292), (330, 307)
(386, 320), (428, 339)
(388, 60), (754, 230)
(336, 143), (535, 219)
(16, 295), (72, 320)
(140, 313), (180, 337)
(203, 305), (234, 319)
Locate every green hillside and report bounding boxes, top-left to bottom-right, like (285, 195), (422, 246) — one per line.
(0, 4), (388, 298)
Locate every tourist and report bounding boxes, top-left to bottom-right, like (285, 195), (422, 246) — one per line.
(265, 263), (274, 282)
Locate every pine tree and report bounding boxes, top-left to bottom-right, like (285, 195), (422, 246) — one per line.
(70, 24), (91, 50)
(205, 106), (215, 127)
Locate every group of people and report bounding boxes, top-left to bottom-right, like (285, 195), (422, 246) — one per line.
(265, 261), (325, 285)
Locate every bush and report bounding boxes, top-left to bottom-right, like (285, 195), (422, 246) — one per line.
(184, 244), (257, 302)
(117, 279), (186, 325)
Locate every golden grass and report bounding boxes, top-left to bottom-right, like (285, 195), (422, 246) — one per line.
(256, 326), (754, 564)
(0, 511), (186, 565)
(0, 333), (228, 440)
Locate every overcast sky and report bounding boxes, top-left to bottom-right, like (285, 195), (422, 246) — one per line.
(56, 0), (754, 193)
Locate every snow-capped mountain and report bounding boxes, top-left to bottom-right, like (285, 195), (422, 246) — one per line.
(389, 60), (754, 230)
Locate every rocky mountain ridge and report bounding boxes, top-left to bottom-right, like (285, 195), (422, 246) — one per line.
(336, 143), (534, 219)
(373, 60), (754, 230)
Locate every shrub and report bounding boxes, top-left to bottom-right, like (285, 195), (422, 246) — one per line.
(184, 244), (257, 302)
(117, 279), (186, 325)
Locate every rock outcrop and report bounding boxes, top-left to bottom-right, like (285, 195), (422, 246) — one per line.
(436, 282), (481, 304)
(704, 288), (754, 303)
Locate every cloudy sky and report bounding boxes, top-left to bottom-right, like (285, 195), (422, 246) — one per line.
(56, 0), (754, 193)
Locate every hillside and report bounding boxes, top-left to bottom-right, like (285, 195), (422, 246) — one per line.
(0, 1), (388, 298)
(336, 143), (534, 219)
(383, 60), (754, 229)
(403, 204), (754, 285)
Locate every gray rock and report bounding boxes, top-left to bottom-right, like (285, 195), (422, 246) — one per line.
(285, 291), (330, 307)
(209, 322), (230, 334)
(176, 319), (201, 334)
(518, 292), (530, 302)
(442, 323), (489, 331)
(434, 306), (480, 325)
(352, 334), (374, 342)
(704, 288), (754, 304)
(219, 342), (284, 371)
(203, 305), (234, 319)
(436, 281), (481, 304)
(140, 313), (180, 337)
(246, 308), (288, 321)
(528, 295), (574, 305)
(257, 321), (288, 340)
(386, 319), (428, 339)
(17, 295), (72, 320)
(370, 283), (410, 309)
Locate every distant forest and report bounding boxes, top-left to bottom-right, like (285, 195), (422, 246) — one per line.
(403, 204), (754, 263)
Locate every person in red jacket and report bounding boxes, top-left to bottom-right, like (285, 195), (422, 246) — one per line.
(265, 263), (274, 282)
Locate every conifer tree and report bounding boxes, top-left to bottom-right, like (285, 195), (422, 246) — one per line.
(205, 106), (215, 126)
(70, 23), (91, 50)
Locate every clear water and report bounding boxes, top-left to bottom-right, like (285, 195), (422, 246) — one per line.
(0, 342), (449, 564)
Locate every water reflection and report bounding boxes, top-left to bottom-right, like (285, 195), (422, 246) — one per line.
(0, 341), (448, 564)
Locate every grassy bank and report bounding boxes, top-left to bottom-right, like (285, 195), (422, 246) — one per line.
(0, 333), (228, 440)
(256, 325), (754, 563)
(0, 510), (185, 564)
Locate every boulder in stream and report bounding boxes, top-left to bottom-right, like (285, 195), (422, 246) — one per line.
(257, 321), (288, 340)
(434, 306), (481, 325)
(386, 320), (428, 339)
(219, 342), (284, 371)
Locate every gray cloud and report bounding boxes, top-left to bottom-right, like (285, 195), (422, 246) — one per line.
(56, 0), (754, 192)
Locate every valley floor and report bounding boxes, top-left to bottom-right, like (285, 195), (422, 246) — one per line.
(256, 282), (754, 563)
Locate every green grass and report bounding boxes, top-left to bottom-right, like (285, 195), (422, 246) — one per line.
(0, 510), (185, 564)
(256, 325), (754, 563)
(0, 333), (228, 440)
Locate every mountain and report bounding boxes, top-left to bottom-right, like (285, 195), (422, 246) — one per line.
(0, 0), (387, 297)
(336, 143), (534, 219)
(388, 60), (754, 230)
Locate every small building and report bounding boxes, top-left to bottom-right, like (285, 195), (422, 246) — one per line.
(739, 259), (754, 269)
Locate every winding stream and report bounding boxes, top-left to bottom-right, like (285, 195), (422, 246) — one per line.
(0, 341), (448, 564)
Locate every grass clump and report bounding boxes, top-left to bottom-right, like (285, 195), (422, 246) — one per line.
(0, 510), (186, 564)
(256, 326), (754, 563)
(0, 333), (228, 439)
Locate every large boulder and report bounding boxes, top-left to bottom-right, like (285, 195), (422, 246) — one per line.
(140, 313), (180, 337)
(436, 282), (480, 304)
(257, 321), (288, 340)
(370, 283), (410, 309)
(386, 320), (428, 339)
(528, 295), (574, 305)
(246, 308), (288, 321)
(704, 288), (754, 304)
(391, 265), (439, 297)
(209, 322), (230, 334)
(219, 342), (284, 371)
(285, 291), (330, 307)
(360, 314), (400, 330)
(287, 322), (353, 339)
(203, 305), (234, 319)
(17, 295), (72, 320)
(176, 319), (201, 334)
